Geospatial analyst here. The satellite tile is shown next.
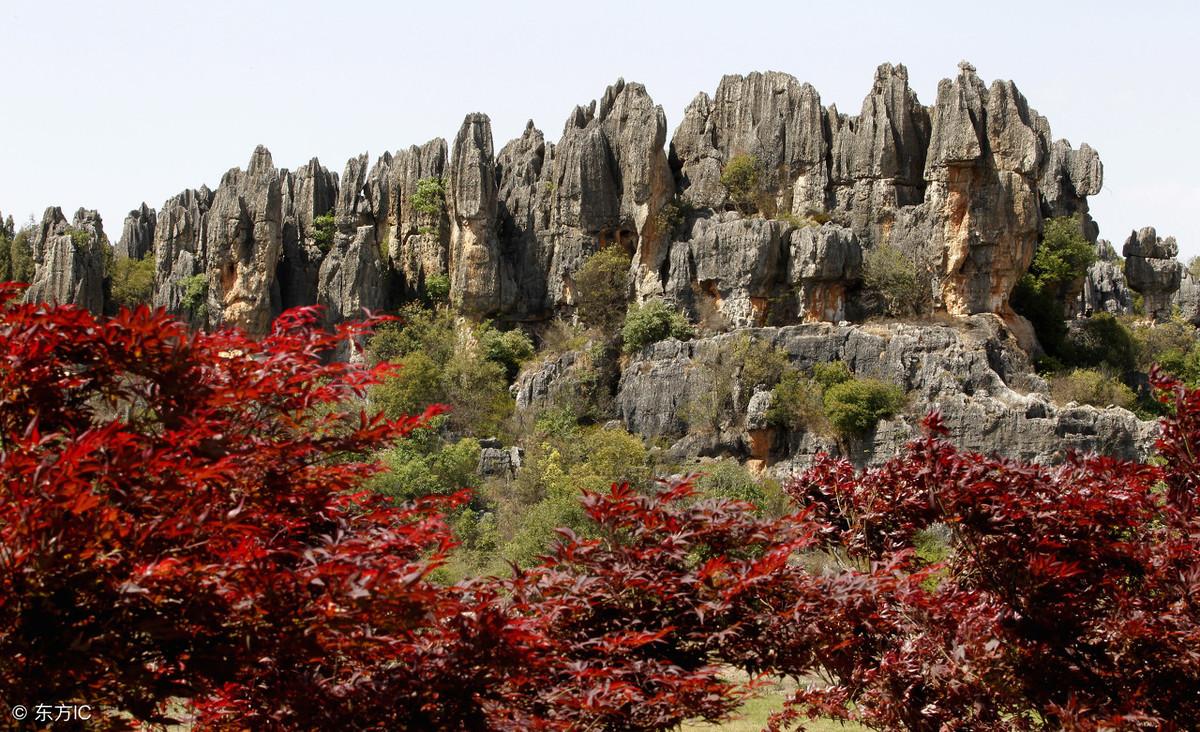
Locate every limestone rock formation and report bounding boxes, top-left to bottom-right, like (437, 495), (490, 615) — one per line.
(1076, 239), (1132, 317)
(153, 187), (213, 327)
(668, 61), (1103, 323)
(386, 139), (450, 299)
(448, 113), (506, 314)
(317, 153), (391, 326)
(279, 158), (338, 310)
(602, 317), (1153, 470)
(115, 203), (156, 260)
(1173, 270), (1200, 326)
(203, 146), (284, 335)
(788, 224), (863, 322)
(1123, 227), (1182, 320)
(26, 207), (106, 313)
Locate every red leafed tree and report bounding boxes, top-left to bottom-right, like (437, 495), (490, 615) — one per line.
(0, 285), (544, 730)
(4, 279), (1200, 731)
(764, 381), (1200, 730)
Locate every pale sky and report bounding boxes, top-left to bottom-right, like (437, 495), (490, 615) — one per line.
(2, 1), (1197, 256)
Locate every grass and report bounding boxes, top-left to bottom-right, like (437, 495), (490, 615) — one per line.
(681, 678), (869, 731)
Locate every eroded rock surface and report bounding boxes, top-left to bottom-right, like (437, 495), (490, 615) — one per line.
(26, 207), (106, 313)
(1123, 227), (1182, 320)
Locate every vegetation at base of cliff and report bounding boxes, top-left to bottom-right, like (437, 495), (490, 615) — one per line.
(1012, 215), (1097, 356)
(108, 256), (156, 310)
(1050, 368), (1137, 410)
(574, 246), (630, 332)
(180, 273), (209, 321)
(720, 153), (763, 215)
(423, 273), (450, 302)
(622, 298), (693, 353)
(412, 176), (446, 217)
(863, 243), (924, 317)
(311, 211), (336, 252)
(368, 302), (522, 437)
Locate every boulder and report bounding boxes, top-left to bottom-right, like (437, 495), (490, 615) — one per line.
(1123, 227), (1182, 320)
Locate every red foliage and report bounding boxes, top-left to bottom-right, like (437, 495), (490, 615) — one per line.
(3, 283), (1199, 731)
(772, 400), (1200, 730)
(0, 286), (541, 729)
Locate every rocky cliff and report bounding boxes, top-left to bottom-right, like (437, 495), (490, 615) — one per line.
(14, 60), (1186, 468)
(24, 61), (1116, 336)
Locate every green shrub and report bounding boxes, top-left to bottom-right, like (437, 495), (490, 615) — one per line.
(0, 233), (11, 282)
(369, 303), (457, 366)
(731, 336), (790, 390)
(66, 226), (92, 251)
(1050, 368), (1136, 410)
(365, 431), (481, 503)
(720, 154), (762, 215)
(694, 460), (789, 516)
(1012, 215), (1097, 355)
(480, 327), (535, 380)
(412, 177), (446, 217)
(863, 244), (922, 317)
(110, 256), (156, 310)
(653, 196), (693, 240)
(766, 369), (828, 434)
(574, 246), (631, 332)
(424, 273), (450, 302)
(1061, 313), (1137, 373)
(180, 273), (209, 321)
(311, 212), (336, 253)
(823, 378), (905, 437)
(622, 299), (692, 353)
(371, 350), (447, 420)
(812, 360), (852, 390)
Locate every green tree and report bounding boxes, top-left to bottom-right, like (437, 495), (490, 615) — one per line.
(863, 244), (922, 317)
(311, 212), (336, 253)
(823, 378), (905, 437)
(109, 256), (156, 310)
(9, 228), (34, 284)
(480, 326), (535, 380)
(720, 153), (762, 215)
(622, 299), (693, 353)
(424, 273), (450, 302)
(1012, 215), (1097, 356)
(365, 429), (481, 503)
(574, 247), (631, 332)
(412, 177), (446, 217)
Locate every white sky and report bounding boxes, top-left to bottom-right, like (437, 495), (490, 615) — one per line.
(2, 0), (1197, 256)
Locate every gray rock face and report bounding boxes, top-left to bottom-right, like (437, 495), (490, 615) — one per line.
(1173, 271), (1200, 326)
(115, 203), (156, 261)
(449, 113), (507, 315)
(1075, 240), (1132, 317)
(668, 61), (1102, 321)
(203, 146), (285, 335)
(153, 187), (213, 327)
(26, 207), (107, 313)
(671, 71), (831, 215)
(606, 317), (1153, 471)
(788, 224), (863, 322)
(1123, 227), (1182, 319)
(279, 158), (338, 310)
(317, 153), (390, 326)
(387, 139), (450, 300)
